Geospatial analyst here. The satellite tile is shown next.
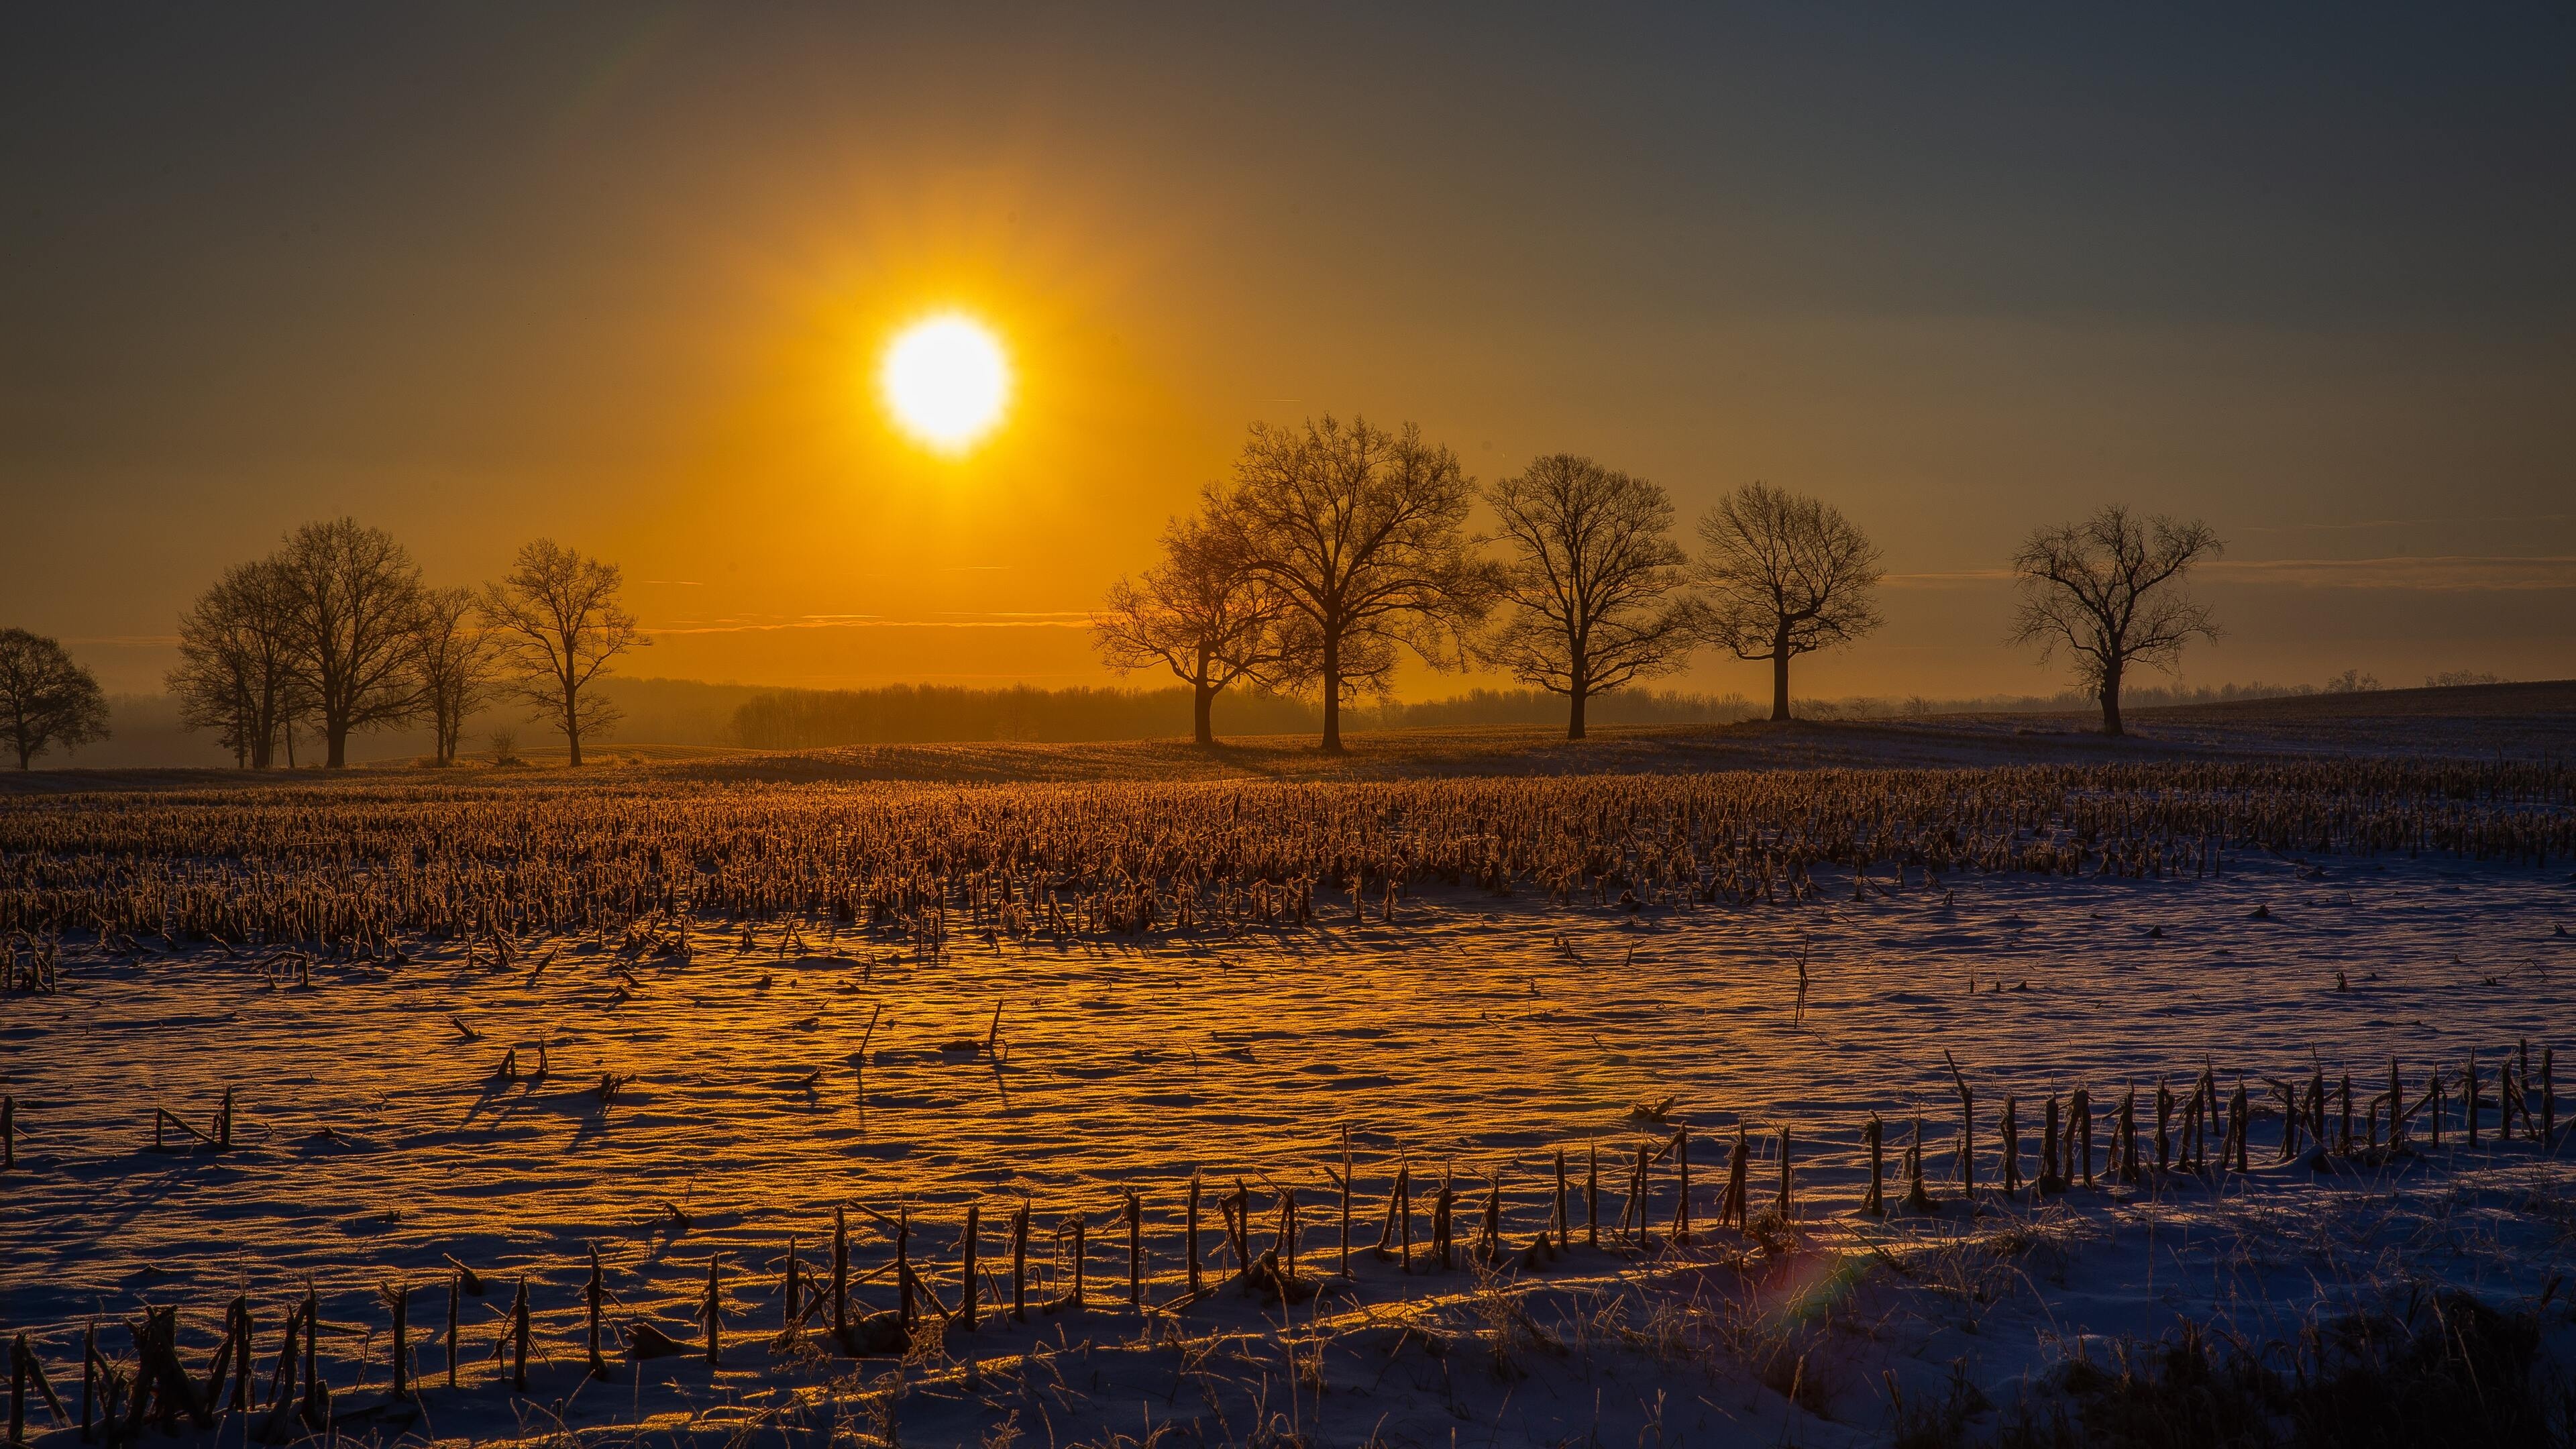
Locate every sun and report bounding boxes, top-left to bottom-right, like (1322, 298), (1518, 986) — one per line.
(880, 313), (1010, 453)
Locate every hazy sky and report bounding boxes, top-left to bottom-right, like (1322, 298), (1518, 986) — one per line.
(6, 5), (2571, 701)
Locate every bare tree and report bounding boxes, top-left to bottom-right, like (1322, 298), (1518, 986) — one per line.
(0, 628), (111, 769)
(1483, 454), (1695, 740)
(1212, 415), (1500, 752)
(480, 539), (648, 767)
(272, 519), (427, 767)
(1093, 510), (1294, 746)
(1690, 482), (1884, 721)
(2009, 504), (2222, 736)
(413, 585), (496, 765)
(167, 636), (259, 769)
(170, 559), (307, 767)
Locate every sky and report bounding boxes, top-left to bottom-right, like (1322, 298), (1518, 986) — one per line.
(5, 4), (2571, 703)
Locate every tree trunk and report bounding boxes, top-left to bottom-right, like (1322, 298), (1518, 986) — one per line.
(2100, 667), (2124, 737)
(252, 688), (274, 769)
(1320, 634), (1343, 753)
(1770, 629), (1793, 721)
(559, 637), (586, 767)
(1567, 686), (1588, 741)
(1192, 682), (1216, 747)
(325, 714), (349, 768)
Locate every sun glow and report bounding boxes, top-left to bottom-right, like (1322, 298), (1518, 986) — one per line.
(880, 313), (1010, 453)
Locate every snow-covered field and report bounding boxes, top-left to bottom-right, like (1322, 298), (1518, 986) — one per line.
(8, 811), (2575, 1445)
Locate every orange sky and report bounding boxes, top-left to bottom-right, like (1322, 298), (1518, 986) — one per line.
(5, 8), (2571, 700)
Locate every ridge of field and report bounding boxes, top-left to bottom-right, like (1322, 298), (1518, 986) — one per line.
(4, 678), (2569, 796)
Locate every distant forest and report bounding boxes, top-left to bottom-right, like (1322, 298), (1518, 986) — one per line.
(714, 674), (2420, 749)
(66, 669), (2481, 767)
(721, 684), (1766, 749)
(85, 677), (761, 768)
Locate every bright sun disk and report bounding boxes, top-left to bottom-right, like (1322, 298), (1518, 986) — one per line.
(881, 314), (1010, 453)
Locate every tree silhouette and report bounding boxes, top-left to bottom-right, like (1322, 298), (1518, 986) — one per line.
(480, 539), (647, 767)
(0, 629), (111, 769)
(1093, 509), (1295, 746)
(2009, 504), (2222, 737)
(1212, 416), (1499, 753)
(413, 585), (496, 765)
(1482, 455), (1695, 740)
(170, 559), (308, 768)
(274, 519), (427, 767)
(1690, 483), (1884, 721)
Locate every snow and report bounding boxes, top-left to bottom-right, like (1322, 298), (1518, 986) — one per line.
(6, 807), (2575, 1444)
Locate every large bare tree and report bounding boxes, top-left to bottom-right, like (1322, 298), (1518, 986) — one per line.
(1690, 482), (1884, 721)
(1213, 415), (1499, 752)
(0, 628), (111, 770)
(1482, 454), (1695, 740)
(170, 559), (307, 768)
(2009, 504), (2222, 736)
(1092, 510), (1294, 746)
(480, 539), (647, 767)
(413, 584), (496, 765)
(275, 518), (427, 767)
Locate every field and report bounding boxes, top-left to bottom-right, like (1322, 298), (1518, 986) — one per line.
(6, 699), (2576, 1447)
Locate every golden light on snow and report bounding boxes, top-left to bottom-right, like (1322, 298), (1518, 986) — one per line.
(880, 313), (1011, 453)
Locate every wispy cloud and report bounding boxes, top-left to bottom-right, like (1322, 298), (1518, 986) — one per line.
(2200, 555), (2576, 589)
(649, 611), (1098, 635)
(2237, 513), (2576, 534)
(648, 614), (875, 635)
(1882, 556), (2576, 591)
(1881, 568), (2017, 588)
(933, 610), (1095, 621)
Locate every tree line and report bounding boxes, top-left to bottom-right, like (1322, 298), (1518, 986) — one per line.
(1095, 414), (2224, 745)
(162, 521), (646, 769)
(0, 429), (2247, 769)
